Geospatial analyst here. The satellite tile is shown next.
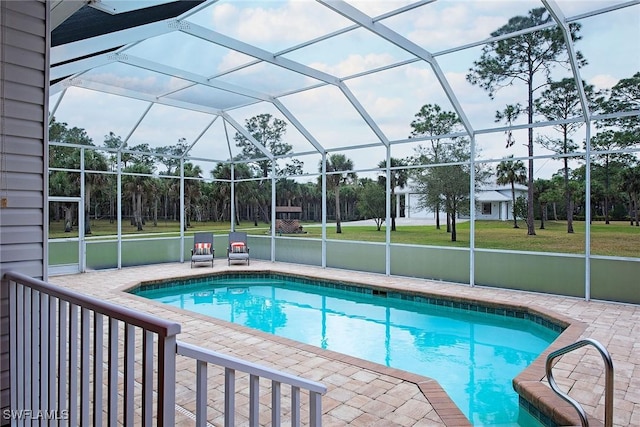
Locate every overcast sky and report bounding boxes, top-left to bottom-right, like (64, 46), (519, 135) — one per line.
(51, 0), (640, 179)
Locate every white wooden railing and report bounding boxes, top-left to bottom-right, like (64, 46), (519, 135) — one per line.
(4, 271), (326, 426)
(177, 341), (326, 427)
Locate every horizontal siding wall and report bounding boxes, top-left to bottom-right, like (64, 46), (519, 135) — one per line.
(0, 0), (48, 422)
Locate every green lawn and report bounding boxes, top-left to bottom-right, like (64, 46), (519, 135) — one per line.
(48, 219), (248, 239)
(297, 220), (639, 257)
(49, 218), (640, 258)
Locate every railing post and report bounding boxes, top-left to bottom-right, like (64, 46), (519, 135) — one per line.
(124, 324), (135, 427)
(249, 375), (260, 426)
(93, 313), (104, 427)
(291, 385), (300, 427)
(8, 280), (18, 427)
(158, 334), (177, 427)
(225, 368), (236, 427)
(310, 391), (323, 427)
(142, 330), (154, 427)
(196, 360), (208, 427)
(108, 318), (118, 426)
(271, 381), (281, 426)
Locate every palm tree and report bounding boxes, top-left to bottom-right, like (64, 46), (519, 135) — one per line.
(277, 178), (301, 208)
(299, 182), (321, 221)
(496, 156), (527, 228)
(182, 163), (203, 229)
(146, 177), (164, 226)
(83, 149), (108, 234)
(377, 158), (409, 231)
(123, 164), (153, 231)
(320, 154), (356, 233)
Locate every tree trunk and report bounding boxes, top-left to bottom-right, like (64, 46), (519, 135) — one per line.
(335, 187), (342, 233)
(604, 155), (610, 224)
(131, 194), (136, 226)
(563, 154), (574, 233)
(136, 193), (143, 231)
(391, 191), (396, 231)
(64, 205), (73, 232)
(185, 196), (192, 228)
(526, 75), (536, 235)
(446, 210), (451, 233)
(253, 204), (258, 226)
(109, 194), (114, 224)
(451, 201), (457, 242)
(85, 182), (92, 235)
(153, 198), (158, 227)
(510, 181), (518, 228)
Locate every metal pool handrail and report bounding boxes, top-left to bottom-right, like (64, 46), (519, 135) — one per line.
(545, 338), (614, 427)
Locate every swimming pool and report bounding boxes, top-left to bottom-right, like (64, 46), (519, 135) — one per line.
(133, 273), (562, 426)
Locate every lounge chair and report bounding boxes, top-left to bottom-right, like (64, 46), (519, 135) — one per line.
(191, 232), (214, 268)
(227, 231), (250, 265)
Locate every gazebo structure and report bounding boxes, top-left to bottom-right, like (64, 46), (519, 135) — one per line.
(275, 206), (305, 234)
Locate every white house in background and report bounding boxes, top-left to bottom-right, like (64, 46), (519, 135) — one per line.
(397, 183), (528, 221)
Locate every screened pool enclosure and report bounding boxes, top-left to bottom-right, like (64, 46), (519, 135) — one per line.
(47, 0), (640, 304)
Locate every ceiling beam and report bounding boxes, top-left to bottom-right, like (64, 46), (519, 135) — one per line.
(51, 19), (177, 64)
(50, 51), (116, 80)
(542, 0), (591, 122)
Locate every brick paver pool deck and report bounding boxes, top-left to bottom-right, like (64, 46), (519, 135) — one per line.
(51, 261), (639, 426)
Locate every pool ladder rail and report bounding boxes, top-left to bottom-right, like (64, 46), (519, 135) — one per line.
(545, 338), (614, 427)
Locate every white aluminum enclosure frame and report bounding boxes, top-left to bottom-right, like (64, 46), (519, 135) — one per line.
(46, 0), (640, 301)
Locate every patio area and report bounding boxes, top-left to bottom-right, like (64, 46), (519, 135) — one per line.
(49, 261), (640, 426)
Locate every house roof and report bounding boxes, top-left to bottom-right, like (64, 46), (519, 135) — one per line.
(476, 190), (512, 203)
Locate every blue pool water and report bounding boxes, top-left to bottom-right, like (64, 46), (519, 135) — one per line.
(135, 276), (560, 426)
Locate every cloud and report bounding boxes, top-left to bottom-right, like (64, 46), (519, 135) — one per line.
(309, 53), (397, 77)
(88, 72), (165, 94)
(217, 50), (256, 73)
(393, 3), (513, 51)
(349, 0), (415, 17)
(211, 1), (346, 47)
(589, 74), (619, 91)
